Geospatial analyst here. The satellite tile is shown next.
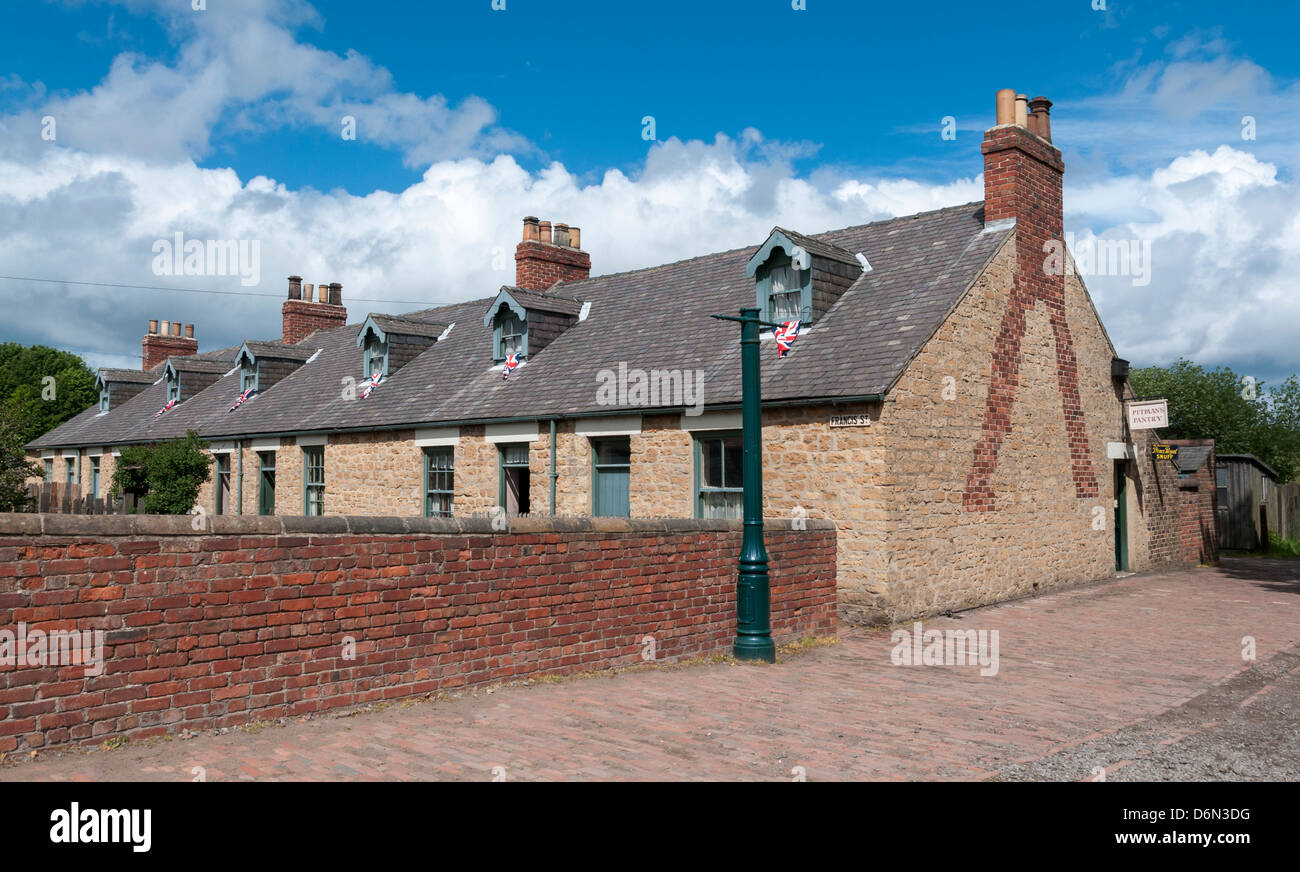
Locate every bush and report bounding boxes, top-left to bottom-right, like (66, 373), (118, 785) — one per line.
(111, 431), (212, 514)
(0, 404), (41, 511)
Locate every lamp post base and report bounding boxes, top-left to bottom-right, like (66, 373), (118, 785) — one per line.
(733, 635), (776, 663)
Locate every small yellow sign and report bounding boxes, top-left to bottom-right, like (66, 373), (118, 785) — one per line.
(1151, 443), (1180, 462)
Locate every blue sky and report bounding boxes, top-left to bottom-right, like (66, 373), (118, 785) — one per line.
(1, 0), (1298, 385)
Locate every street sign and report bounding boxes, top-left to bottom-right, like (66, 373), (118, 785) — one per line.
(1128, 399), (1168, 430)
(829, 414), (871, 427)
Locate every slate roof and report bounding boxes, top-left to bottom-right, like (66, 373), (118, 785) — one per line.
(97, 368), (155, 385)
(360, 313), (449, 340)
(1175, 445), (1213, 474)
(769, 226), (860, 266)
(28, 201), (1011, 448)
(239, 340), (317, 362)
(495, 286), (585, 317)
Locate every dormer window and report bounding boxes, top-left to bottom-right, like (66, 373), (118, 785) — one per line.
(363, 334), (389, 378)
(241, 359), (258, 393)
(496, 310), (526, 360)
(167, 375), (180, 403)
(99, 388), (110, 412)
(747, 227), (860, 327)
(483, 287), (583, 364)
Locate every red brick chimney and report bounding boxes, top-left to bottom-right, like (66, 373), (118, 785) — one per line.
(142, 319), (198, 370)
(515, 216), (591, 291)
(282, 276), (347, 345)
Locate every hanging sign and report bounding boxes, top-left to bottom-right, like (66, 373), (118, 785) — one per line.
(1128, 399), (1168, 430)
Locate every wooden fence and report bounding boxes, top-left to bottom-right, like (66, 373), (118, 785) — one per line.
(23, 482), (137, 515)
(1265, 482), (1300, 542)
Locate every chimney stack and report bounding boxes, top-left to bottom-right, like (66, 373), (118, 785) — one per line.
(142, 320), (198, 370)
(282, 274), (347, 345)
(982, 87), (1063, 232)
(514, 216), (591, 291)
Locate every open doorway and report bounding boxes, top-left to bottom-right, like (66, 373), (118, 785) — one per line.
(499, 443), (531, 515)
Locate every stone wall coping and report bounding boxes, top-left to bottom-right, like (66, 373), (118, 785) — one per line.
(0, 512), (834, 537)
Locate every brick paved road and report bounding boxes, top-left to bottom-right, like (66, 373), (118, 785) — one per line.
(3, 558), (1298, 781)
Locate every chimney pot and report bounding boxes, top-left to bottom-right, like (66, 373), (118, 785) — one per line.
(1029, 96), (1053, 142)
(328, 282), (343, 306)
(148, 319), (159, 336)
(303, 283), (314, 302)
(538, 220), (552, 245)
(1014, 94), (1029, 128)
(553, 223), (570, 247)
(288, 275), (303, 300)
(160, 320), (171, 337)
(185, 324), (194, 339)
(522, 216), (539, 243)
(995, 89), (1016, 125)
(172, 321), (182, 337)
(569, 226), (581, 249)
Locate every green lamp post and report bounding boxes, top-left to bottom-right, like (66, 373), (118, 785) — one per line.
(710, 307), (780, 663)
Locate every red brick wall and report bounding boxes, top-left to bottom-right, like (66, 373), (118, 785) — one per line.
(281, 299), (347, 345)
(1169, 439), (1219, 566)
(0, 514), (836, 752)
(514, 241), (591, 291)
(141, 334), (198, 370)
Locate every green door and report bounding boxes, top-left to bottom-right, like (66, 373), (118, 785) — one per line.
(592, 438), (631, 517)
(1114, 461), (1129, 572)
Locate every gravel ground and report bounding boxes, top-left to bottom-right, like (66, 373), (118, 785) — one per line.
(996, 644), (1300, 781)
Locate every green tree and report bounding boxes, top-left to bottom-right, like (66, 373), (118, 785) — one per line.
(0, 343), (98, 444)
(1130, 358), (1299, 482)
(110, 431), (212, 514)
(0, 403), (42, 511)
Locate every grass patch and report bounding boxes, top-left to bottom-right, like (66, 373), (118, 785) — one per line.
(1224, 533), (1300, 560)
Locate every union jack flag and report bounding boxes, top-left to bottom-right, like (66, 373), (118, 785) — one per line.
(155, 398), (176, 418)
(228, 387), (256, 412)
(775, 319), (801, 359)
(360, 371), (382, 399)
(502, 352), (520, 380)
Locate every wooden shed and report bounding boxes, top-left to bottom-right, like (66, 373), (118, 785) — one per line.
(1215, 454), (1279, 551)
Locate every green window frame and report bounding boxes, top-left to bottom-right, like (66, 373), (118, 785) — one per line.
(363, 335), (389, 379)
(167, 376), (180, 404)
(99, 388), (110, 412)
(258, 451), (276, 516)
(493, 310), (527, 361)
(592, 437), (631, 517)
(695, 431), (743, 519)
(303, 446), (325, 516)
(423, 447), (455, 518)
(90, 456), (100, 499)
(65, 457), (75, 487)
(756, 254), (811, 325)
(498, 442), (531, 515)
(44, 459), (53, 482)
(241, 361), (258, 393)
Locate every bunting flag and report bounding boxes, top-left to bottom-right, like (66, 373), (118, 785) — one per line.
(228, 387), (256, 412)
(775, 319), (801, 359)
(502, 352), (520, 381)
(360, 371), (382, 399)
(154, 398), (177, 418)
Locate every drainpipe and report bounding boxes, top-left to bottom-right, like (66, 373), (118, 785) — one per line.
(237, 440), (244, 515)
(549, 419), (557, 515)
